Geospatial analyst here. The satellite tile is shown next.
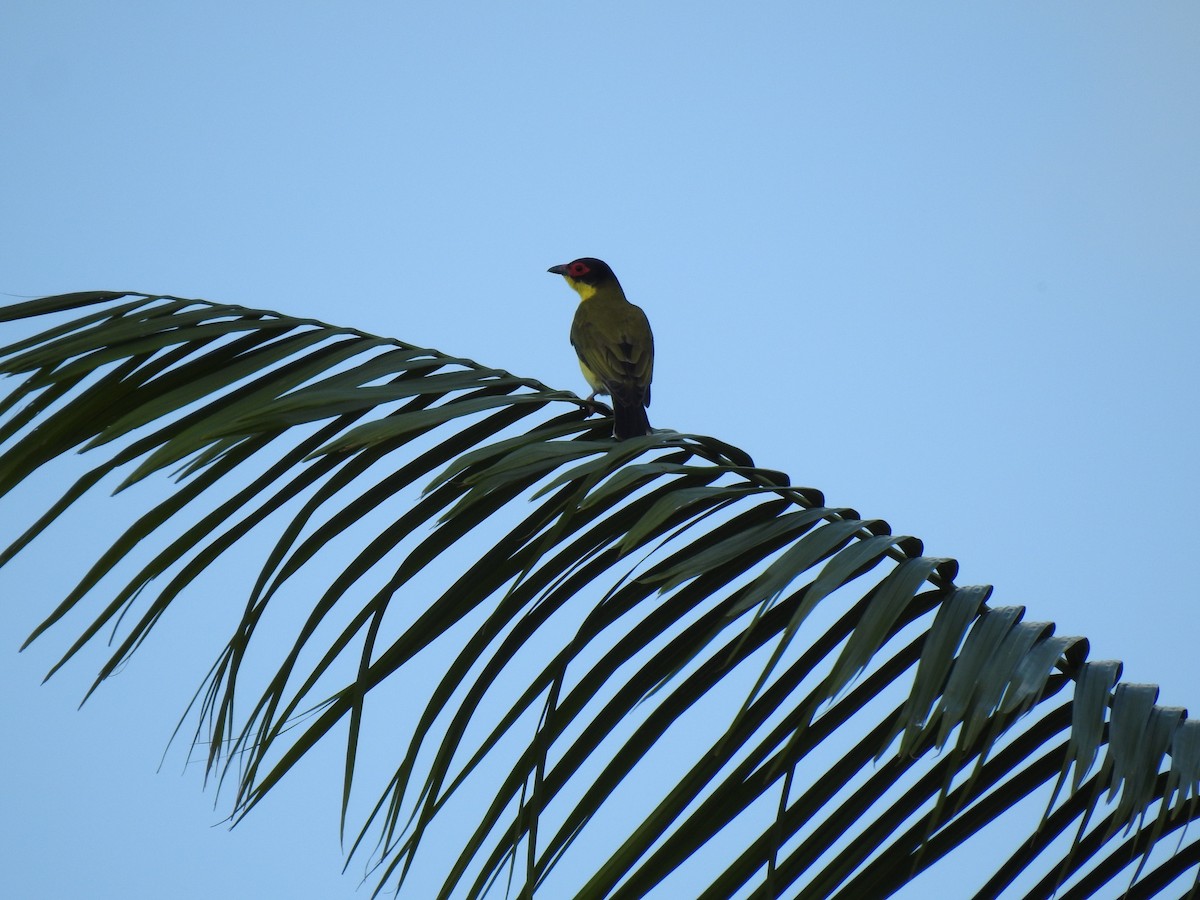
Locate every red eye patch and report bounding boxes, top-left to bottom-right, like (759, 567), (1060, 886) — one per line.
(568, 262), (590, 277)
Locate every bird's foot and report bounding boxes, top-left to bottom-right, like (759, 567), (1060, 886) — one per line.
(581, 394), (613, 417)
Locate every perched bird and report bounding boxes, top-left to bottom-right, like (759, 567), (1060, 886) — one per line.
(547, 257), (654, 439)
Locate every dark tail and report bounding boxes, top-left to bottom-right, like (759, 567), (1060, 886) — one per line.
(613, 397), (651, 440)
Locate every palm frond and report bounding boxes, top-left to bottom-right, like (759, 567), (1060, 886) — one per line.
(2, 292), (1197, 898)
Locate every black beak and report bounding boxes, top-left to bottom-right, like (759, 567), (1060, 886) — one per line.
(547, 264), (568, 275)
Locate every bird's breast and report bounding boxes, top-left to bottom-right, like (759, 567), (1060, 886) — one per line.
(577, 357), (607, 395)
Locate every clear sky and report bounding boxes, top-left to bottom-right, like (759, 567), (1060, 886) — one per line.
(2, 3), (1198, 898)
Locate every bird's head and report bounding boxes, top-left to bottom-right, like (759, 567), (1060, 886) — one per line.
(547, 257), (620, 301)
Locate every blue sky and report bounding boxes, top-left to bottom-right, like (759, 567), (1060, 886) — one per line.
(2, 3), (1198, 897)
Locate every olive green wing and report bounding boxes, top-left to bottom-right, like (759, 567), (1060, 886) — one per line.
(570, 299), (654, 404)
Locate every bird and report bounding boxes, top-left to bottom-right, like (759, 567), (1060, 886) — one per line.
(547, 257), (654, 440)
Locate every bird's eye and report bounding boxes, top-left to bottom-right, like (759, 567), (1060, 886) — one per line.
(569, 262), (589, 277)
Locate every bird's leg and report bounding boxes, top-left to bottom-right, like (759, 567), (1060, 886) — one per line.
(581, 391), (613, 417)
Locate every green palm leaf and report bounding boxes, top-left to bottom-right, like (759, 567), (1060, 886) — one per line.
(2, 292), (1196, 898)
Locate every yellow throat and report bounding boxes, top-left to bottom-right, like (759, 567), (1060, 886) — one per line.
(564, 277), (598, 301)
